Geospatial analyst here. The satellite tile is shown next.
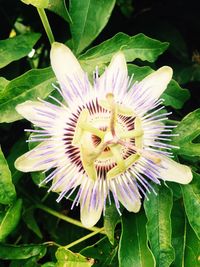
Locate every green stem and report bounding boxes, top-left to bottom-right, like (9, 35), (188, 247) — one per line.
(37, 8), (55, 44)
(36, 203), (105, 234)
(64, 227), (104, 249)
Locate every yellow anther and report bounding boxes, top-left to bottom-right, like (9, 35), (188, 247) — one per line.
(109, 144), (126, 172)
(79, 122), (105, 139)
(72, 109), (89, 146)
(119, 129), (144, 139)
(107, 153), (140, 179)
(80, 145), (97, 181)
(99, 100), (135, 116)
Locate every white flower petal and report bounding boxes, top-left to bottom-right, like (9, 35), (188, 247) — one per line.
(159, 155), (192, 184)
(16, 100), (68, 135)
(80, 181), (104, 228)
(14, 141), (53, 172)
(98, 52), (127, 95)
(140, 66), (173, 101)
(116, 181), (141, 212)
(16, 101), (51, 128)
(50, 42), (87, 95)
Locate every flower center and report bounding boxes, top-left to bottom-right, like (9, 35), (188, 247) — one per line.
(64, 93), (149, 181)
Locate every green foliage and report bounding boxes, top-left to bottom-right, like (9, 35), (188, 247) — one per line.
(0, 67), (55, 123)
(119, 211), (156, 267)
(0, 0), (199, 265)
(69, 0), (116, 54)
(104, 203), (120, 245)
(81, 236), (118, 266)
(144, 185), (175, 267)
(21, 0), (49, 8)
(182, 172), (200, 239)
(0, 148), (16, 204)
(80, 32), (168, 71)
(0, 33), (41, 69)
(172, 109), (200, 157)
(48, 0), (72, 23)
(0, 243), (46, 259)
(0, 199), (22, 241)
(55, 247), (94, 267)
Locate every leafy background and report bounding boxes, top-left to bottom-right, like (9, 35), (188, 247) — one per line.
(0, 0), (200, 266)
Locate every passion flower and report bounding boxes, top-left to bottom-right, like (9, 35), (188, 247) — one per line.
(15, 42), (192, 227)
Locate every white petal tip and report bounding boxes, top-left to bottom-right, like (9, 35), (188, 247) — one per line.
(157, 66), (173, 80)
(14, 155), (30, 173)
(81, 213), (101, 228)
(159, 155), (193, 184)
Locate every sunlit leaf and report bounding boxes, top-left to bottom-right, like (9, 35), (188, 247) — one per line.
(0, 199), (22, 241)
(55, 247), (94, 267)
(171, 109), (200, 157)
(69, 0), (116, 54)
(119, 211), (156, 267)
(21, 0), (49, 8)
(79, 32), (169, 71)
(104, 203), (121, 245)
(0, 243), (46, 260)
(144, 185), (175, 267)
(182, 172), (200, 240)
(0, 33), (41, 68)
(0, 148), (16, 205)
(0, 67), (55, 123)
(0, 77), (9, 93)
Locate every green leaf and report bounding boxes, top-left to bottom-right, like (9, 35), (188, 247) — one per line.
(79, 32), (169, 70)
(182, 172), (200, 240)
(41, 263), (56, 267)
(0, 243), (46, 260)
(21, 0), (49, 8)
(162, 79), (190, 109)
(6, 136), (28, 184)
(81, 236), (118, 267)
(47, 0), (72, 23)
(185, 222), (200, 267)
(119, 211), (156, 267)
(0, 77), (9, 93)
(69, 0), (116, 54)
(23, 208), (43, 239)
(0, 67), (55, 123)
(0, 147), (16, 204)
(55, 247), (94, 267)
(0, 33), (41, 68)
(171, 200), (186, 267)
(128, 64), (190, 109)
(104, 203), (121, 245)
(144, 185), (175, 267)
(171, 109), (200, 157)
(0, 199), (22, 241)
(175, 64), (200, 84)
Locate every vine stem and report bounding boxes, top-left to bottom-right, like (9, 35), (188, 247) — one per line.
(64, 227), (104, 249)
(37, 8), (55, 44)
(36, 203), (105, 234)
